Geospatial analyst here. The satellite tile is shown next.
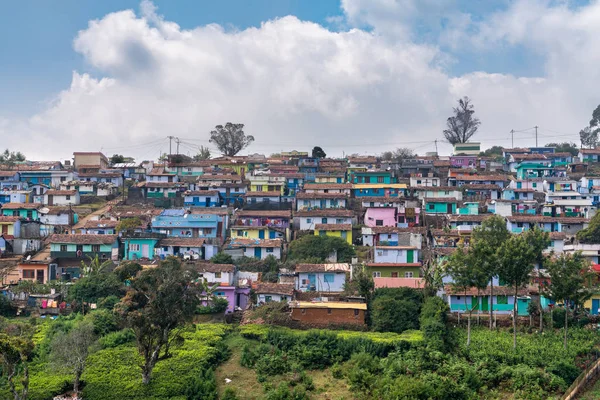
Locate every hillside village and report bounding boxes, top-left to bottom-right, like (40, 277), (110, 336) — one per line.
(2, 141), (600, 325)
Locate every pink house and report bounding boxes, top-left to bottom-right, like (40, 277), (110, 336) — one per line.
(450, 155), (477, 168)
(374, 277), (426, 289)
(364, 207), (397, 227)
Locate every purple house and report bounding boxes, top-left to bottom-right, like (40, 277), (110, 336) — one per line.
(192, 262), (251, 313)
(364, 207), (397, 227)
(450, 155), (477, 169)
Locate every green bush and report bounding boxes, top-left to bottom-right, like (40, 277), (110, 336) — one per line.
(184, 369), (217, 400)
(221, 387), (239, 400)
(98, 295), (120, 310)
(371, 297), (420, 333)
(98, 329), (135, 349)
(87, 309), (119, 336)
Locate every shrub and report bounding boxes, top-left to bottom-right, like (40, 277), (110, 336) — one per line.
(184, 369), (218, 400)
(98, 329), (135, 349)
(371, 297), (420, 333)
(98, 295), (120, 310)
(88, 309), (119, 336)
(221, 387), (238, 400)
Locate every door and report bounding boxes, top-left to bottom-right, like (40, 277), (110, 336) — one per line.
(258, 230), (265, 239)
(142, 244), (149, 258)
(481, 296), (489, 312)
(391, 272), (398, 278)
(205, 197), (210, 207)
(407, 250), (414, 263)
(593, 299), (600, 315)
(269, 231), (276, 239)
(308, 274), (316, 290)
(173, 246), (180, 256)
(471, 297), (479, 311)
(193, 197), (199, 204)
(1, 225), (7, 234)
(447, 204), (453, 213)
(320, 199), (326, 208)
(341, 231), (347, 240)
(517, 298), (529, 316)
(48, 195), (53, 206)
(36, 270), (44, 284)
(254, 247), (261, 258)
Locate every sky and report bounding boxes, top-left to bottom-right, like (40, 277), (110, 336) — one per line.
(1, 0), (599, 161)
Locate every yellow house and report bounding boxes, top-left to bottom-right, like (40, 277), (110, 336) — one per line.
(246, 174), (286, 195)
(0, 216), (20, 237)
(230, 226), (285, 241)
(314, 224), (352, 244)
(584, 293), (600, 316)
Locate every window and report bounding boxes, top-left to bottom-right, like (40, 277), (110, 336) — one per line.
(301, 308), (306, 314)
(91, 245), (100, 252)
(265, 295), (272, 302)
(129, 243), (140, 251)
(391, 272), (398, 278)
(60, 244), (68, 252)
(375, 219), (383, 226)
(532, 183), (537, 188)
(336, 218), (345, 224)
(354, 309), (360, 317)
(256, 185), (263, 192)
(76, 245), (83, 252)
(266, 248), (274, 253)
(517, 222), (523, 228)
(377, 176), (384, 183)
(324, 273), (334, 283)
(327, 308), (332, 314)
(23, 270), (35, 279)
(456, 296), (461, 300)
(306, 218), (312, 223)
(428, 204), (435, 210)
(237, 230), (243, 237)
(214, 272), (222, 278)
(372, 271), (381, 278)
(66, 195), (71, 200)
(497, 296), (508, 305)
(26, 210), (33, 219)
(405, 271), (414, 278)
(319, 230), (326, 236)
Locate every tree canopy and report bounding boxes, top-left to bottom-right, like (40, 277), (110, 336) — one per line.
(545, 142), (579, 156)
(480, 146), (504, 158)
(287, 235), (355, 263)
(443, 96), (481, 145)
(193, 146), (211, 161)
(580, 104), (600, 149)
(311, 146), (326, 159)
(0, 149), (25, 167)
(381, 147), (416, 163)
(110, 154), (125, 164)
(209, 123), (254, 156)
(576, 211), (600, 243)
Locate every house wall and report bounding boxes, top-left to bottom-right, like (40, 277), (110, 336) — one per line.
(296, 198), (346, 210)
(203, 244), (219, 260)
(367, 265), (421, 278)
(231, 228), (283, 240)
(257, 293), (291, 303)
(45, 193), (80, 206)
(314, 229), (352, 244)
(364, 208), (396, 228)
(183, 194), (220, 207)
(290, 308), (365, 326)
(298, 217), (352, 230)
(296, 272), (346, 292)
(374, 248), (419, 263)
(123, 238), (159, 260)
(424, 202), (456, 214)
(16, 264), (49, 284)
(199, 271), (234, 286)
(243, 246), (282, 260)
(448, 295), (517, 314)
(157, 245), (203, 258)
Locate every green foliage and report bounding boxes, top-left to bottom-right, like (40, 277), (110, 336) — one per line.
(311, 146), (326, 159)
(210, 252), (234, 264)
(264, 382), (309, 400)
(114, 262), (143, 282)
(98, 329), (136, 349)
(197, 297), (229, 315)
(184, 369), (217, 400)
(98, 295), (120, 310)
(371, 297), (420, 333)
(480, 145), (504, 157)
(577, 211), (600, 243)
(110, 154), (125, 164)
(68, 272), (123, 304)
(193, 146), (211, 161)
(209, 123), (254, 157)
(116, 217), (143, 232)
(545, 142), (579, 156)
(287, 235), (355, 263)
(221, 387), (239, 400)
(87, 309), (119, 336)
(420, 296), (453, 352)
(0, 295), (16, 317)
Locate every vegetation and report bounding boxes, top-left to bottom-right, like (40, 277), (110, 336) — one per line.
(480, 145), (504, 158)
(443, 96), (481, 145)
(209, 122), (254, 156)
(577, 210), (600, 243)
(545, 141), (579, 156)
(0, 149), (26, 167)
(210, 252), (234, 264)
(109, 154), (125, 164)
(380, 147), (416, 163)
(580, 104), (600, 148)
(287, 235), (355, 263)
(193, 145), (212, 161)
(311, 146), (326, 159)
(116, 217), (143, 232)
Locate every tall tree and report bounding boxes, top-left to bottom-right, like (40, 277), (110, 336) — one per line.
(498, 228), (549, 349)
(311, 146), (326, 159)
(0, 149), (26, 168)
(381, 147), (416, 163)
(209, 123), (254, 156)
(545, 142), (579, 156)
(480, 146), (504, 158)
(110, 154), (125, 165)
(545, 252), (593, 349)
(446, 245), (487, 346)
(50, 321), (97, 395)
(470, 215), (510, 330)
(443, 96), (481, 145)
(0, 323), (34, 400)
(115, 257), (200, 384)
(579, 127), (598, 149)
(577, 211), (600, 243)
(193, 146), (211, 161)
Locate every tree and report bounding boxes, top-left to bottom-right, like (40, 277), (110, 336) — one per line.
(498, 228), (549, 349)
(210, 252), (234, 264)
(480, 146), (504, 158)
(311, 146), (326, 159)
(193, 146), (212, 161)
(545, 142), (579, 156)
(0, 149), (26, 168)
(115, 257), (200, 384)
(0, 324), (34, 400)
(576, 211), (600, 243)
(287, 235), (355, 263)
(116, 217), (143, 233)
(209, 123), (254, 156)
(68, 272), (123, 305)
(446, 245), (487, 346)
(50, 321), (97, 395)
(371, 297), (420, 333)
(443, 96), (481, 145)
(579, 127), (598, 149)
(110, 154), (125, 165)
(469, 215), (510, 330)
(545, 252), (593, 349)
(81, 255), (114, 276)
(381, 147), (416, 163)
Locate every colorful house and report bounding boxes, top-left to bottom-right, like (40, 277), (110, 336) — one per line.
(294, 263), (349, 292)
(314, 224), (352, 244)
(0, 216), (21, 238)
(352, 183), (407, 198)
(80, 220), (118, 235)
(256, 283), (294, 303)
(445, 285), (531, 316)
(49, 234), (118, 279)
(122, 232), (165, 260)
(296, 209), (354, 231)
(423, 198), (457, 214)
(296, 192), (347, 211)
(183, 190), (220, 207)
(225, 238), (283, 260)
(244, 191), (283, 205)
(151, 209), (225, 239)
(1, 203), (41, 220)
(361, 227), (423, 247)
(229, 226), (285, 241)
(365, 262), (422, 278)
(193, 262), (250, 313)
(43, 189), (80, 206)
(0, 190), (29, 204)
(579, 148), (600, 163)
(374, 245), (419, 264)
(303, 183), (352, 195)
(364, 207), (397, 228)
(156, 237), (207, 259)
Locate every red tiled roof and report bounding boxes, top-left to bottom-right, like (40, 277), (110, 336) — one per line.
(49, 234), (118, 245)
(227, 238), (283, 248)
(0, 216), (20, 223)
(296, 209), (354, 217)
(46, 190), (77, 196)
(314, 224), (352, 231)
(295, 263), (350, 273)
(159, 237), (205, 247)
(235, 210), (291, 218)
(256, 283), (294, 295)
(83, 220), (119, 229)
(296, 192), (348, 199)
(184, 190), (220, 196)
(424, 197), (458, 203)
(244, 191), (281, 197)
(366, 263), (421, 267)
(187, 262), (234, 273)
(1, 203), (42, 210)
(303, 183), (353, 190)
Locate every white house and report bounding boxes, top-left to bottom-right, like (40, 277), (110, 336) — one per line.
(374, 246), (419, 264)
(303, 183), (353, 195)
(295, 263), (349, 292)
(412, 186), (463, 201)
(256, 283), (294, 303)
(295, 210), (354, 230)
(156, 237), (207, 259)
(226, 238), (283, 260)
(296, 192), (348, 211)
(196, 263), (235, 285)
(43, 190), (80, 206)
(409, 176), (441, 187)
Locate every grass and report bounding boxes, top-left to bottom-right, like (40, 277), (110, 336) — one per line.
(579, 371), (600, 400)
(215, 334), (356, 400)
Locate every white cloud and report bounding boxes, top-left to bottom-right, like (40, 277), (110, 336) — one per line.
(2, 0), (600, 160)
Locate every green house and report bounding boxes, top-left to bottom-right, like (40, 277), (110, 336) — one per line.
(122, 232), (166, 260)
(424, 198), (457, 214)
(1, 203), (41, 220)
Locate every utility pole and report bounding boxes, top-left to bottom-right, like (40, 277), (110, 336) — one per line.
(534, 126), (538, 147)
(434, 139), (438, 155)
(511, 129), (514, 148)
(167, 136), (175, 156)
(175, 138), (180, 155)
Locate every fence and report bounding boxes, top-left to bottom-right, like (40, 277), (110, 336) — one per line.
(562, 349), (600, 400)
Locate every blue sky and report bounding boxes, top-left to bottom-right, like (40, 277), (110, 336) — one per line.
(0, 1), (341, 116)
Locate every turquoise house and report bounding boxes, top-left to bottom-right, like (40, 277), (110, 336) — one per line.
(446, 283), (531, 316)
(516, 163), (553, 179)
(424, 198), (457, 214)
(352, 171), (394, 184)
(122, 232), (166, 260)
(1, 203), (41, 220)
(457, 202), (479, 215)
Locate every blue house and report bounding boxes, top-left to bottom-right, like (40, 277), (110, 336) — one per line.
(298, 158), (319, 182)
(151, 209), (224, 239)
(294, 263), (348, 292)
(122, 232), (165, 260)
(183, 190), (220, 207)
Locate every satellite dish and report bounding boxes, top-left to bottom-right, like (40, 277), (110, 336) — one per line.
(241, 279), (248, 285)
(39, 207), (50, 214)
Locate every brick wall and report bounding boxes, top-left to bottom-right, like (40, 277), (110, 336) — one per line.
(291, 308), (365, 326)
